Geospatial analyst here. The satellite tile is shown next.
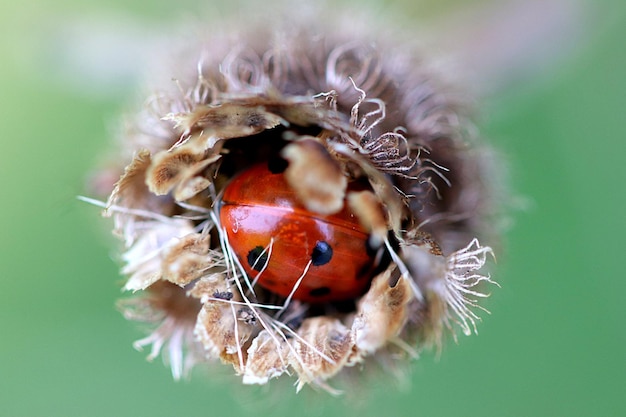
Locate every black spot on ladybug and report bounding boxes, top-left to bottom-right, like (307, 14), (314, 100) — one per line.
(309, 287), (331, 297)
(267, 156), (288, 174)
(247, 246), (268, 271)
(357, 263), (374, 280)
(311, 241), (333, 266)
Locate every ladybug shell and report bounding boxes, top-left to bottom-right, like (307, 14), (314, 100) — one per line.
(219, 163), (374, 303)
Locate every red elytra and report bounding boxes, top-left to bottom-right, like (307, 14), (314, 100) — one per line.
(219, 162), (375, 303)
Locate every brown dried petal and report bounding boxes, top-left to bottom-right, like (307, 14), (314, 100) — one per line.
(281, 139), (347, 214)
(122, 220), (196, 291)
(194, 302), (254, 371)
(187, 274), (225, 301)
(106, 149), (152, 213)
(330, 143), (407, 231)
(105, 149), (174, 239)
(164, 103), (284, 139)
(273, 100), (328, 127)
(173, 176), (213, 202)
(352, 266), (413, 354)
(161, 233), (211, 286)
(347, 190), (388, 245)
(404, 228), (444, 256)
(289, 317), (354, 388)
(243, 330), (289, 385)
(146, 147), (218, 198)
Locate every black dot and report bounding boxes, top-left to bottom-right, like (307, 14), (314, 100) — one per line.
(357, 263), (374, 280)
(247, 246), (268, 271)
(267, 157), (288, 174)
(309, 287), (331, 297)
(311, 241), (333, 266)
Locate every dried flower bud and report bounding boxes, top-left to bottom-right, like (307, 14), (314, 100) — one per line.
(95, 6), (499, 392)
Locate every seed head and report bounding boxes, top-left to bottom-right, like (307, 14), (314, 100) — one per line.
(94, 6), (499, 393)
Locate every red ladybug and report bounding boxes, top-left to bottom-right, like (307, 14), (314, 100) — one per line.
(219, 162), (375, 303)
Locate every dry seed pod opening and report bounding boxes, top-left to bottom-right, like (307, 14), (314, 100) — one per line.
(99, 10), (498, 392)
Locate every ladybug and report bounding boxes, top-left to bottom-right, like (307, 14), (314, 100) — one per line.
(219, 161), (376, 303)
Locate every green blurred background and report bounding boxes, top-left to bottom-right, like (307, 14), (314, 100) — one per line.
(1, 0), (624, 416)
